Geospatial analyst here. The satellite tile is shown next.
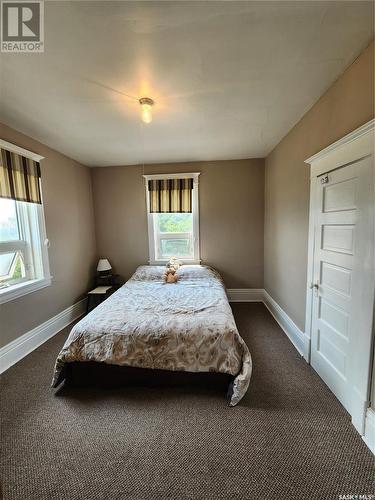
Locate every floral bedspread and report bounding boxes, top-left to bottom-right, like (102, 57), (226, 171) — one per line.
(52, 265), (252, 406)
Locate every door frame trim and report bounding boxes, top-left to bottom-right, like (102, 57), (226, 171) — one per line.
(304, 119), (375, 435)
(305, 119), (375, 176)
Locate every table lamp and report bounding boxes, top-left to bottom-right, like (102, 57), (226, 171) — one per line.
(97, 258), (112, 276)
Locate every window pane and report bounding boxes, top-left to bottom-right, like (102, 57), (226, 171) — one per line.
(0, 199), (20, 241)
(160, 238), (192, 258)
(155, 213), (194, 260)
(0, 252), (15, 278)
(0, 252), (25, 282)
(12, 253), (26, 280)
(157, 213), (193, 233)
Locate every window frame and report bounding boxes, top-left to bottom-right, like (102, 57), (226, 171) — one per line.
(144, 172), (200, 265)
(0, 139), (51, 305)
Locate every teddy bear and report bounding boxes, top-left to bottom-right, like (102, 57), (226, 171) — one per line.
(164, 267), (178, 283)
(164, 257), (180, 283)
(169, 256), (180, 270)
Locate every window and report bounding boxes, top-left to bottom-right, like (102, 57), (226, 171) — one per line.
(0, 141), (51, 304)
(154, 213), (193, 260)
(145, 173), (200, 264)
(0, 198), (26, 286)
(0, 198), (51, 303)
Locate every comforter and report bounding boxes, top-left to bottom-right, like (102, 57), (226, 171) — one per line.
(52, 265), (252, 406)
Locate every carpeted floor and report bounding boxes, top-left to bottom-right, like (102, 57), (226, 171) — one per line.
(1, 303), (374, 500)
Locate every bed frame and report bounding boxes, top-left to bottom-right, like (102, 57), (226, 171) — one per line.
(55, 362), (234, 400)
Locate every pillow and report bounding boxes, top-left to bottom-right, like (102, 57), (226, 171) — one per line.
(177, 265), (223, 283)
(131, 266), (164, 282)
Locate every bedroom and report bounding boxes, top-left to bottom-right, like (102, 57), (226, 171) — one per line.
(0, 1), (374, 499)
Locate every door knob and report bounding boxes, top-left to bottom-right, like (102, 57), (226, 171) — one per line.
(310, 281), (320, 296)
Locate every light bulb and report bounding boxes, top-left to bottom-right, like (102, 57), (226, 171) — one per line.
(141, 103), (152, 123)
(139, 97), (154, 124)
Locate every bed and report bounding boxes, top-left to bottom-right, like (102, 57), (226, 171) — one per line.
(52, 265), (252, 406)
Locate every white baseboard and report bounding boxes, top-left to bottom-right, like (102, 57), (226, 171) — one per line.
(350, 388), (369, 435)
(362, 408), (375, 455)
(227, 288), (264, 302)
(0, 298), (86, 374)
(363, 408), (375, 455)
(262, 290), (309, 360)
(0, 290), (309, 372)
(227, 288), (309, 360)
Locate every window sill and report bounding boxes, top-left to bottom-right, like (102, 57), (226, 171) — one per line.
(0, 276), (52, 305)
(149, 259), (201, 266)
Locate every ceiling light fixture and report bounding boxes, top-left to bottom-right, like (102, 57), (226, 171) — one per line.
(139, 97), (154, 124)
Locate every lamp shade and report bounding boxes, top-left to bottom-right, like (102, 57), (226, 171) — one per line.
(97, 258), (112, 272)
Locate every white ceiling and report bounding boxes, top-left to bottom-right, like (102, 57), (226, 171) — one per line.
(0, 1), (373, 167)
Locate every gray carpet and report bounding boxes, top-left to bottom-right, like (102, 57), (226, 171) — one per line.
(1, 303), (374, 500)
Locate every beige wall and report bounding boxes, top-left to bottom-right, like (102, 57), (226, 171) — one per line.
(2, 39), (373, 347)
(264, 41), (374, 331)
(0, 123), (97, 348)
(92, 159), (265, 289)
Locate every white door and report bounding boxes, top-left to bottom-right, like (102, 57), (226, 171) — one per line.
(311, 156), (374, 430)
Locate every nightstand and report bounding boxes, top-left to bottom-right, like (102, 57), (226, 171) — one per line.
(95, 274), (121, 287)
(86, 286), (113, 313)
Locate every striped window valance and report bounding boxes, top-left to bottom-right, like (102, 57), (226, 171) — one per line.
(0, 148), (42, 204)
(148, 178), (194, 213)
